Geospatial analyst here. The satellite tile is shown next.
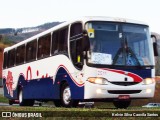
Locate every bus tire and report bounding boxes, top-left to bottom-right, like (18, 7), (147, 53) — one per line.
(9, 100), (13, 105)
(61, 83), (79, 107)
(19, 90), (34, 106)
(113, 100), (131, 109)
(27, 100), (35, 106)
(53, 100), (61, 107)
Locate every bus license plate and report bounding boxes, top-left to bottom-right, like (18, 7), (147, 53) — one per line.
(118, 95), (130, 100)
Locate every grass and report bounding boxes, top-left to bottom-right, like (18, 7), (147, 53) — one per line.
(0, 42), (10, 51)
(0, 95), (159, 119)
(0, 99), (160, 119)
(0, 94), (8, 103)
(1, 105), (160, 111)
(0, 106), (160, 119)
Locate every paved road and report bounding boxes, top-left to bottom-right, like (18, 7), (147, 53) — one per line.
(0, 102), (9, 106)
(0, 102), (55, 107)
(0, 88), (3, 95)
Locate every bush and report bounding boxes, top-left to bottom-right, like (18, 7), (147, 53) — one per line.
(0, 35), (14, 45)
(0, 78), (2, 87)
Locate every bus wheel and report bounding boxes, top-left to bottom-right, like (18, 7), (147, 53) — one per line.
(113, 100), (131, 109)
(61, 83), (78, 107)
(9, 100), (13, 105)
(19, 90), (34, 106)
(53, 100), (61, 107)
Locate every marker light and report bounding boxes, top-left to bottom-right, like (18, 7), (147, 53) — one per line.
(87, 77), (108, 85)
(96, 89), (102, 94)
(143, 78), (155, 85)
(146, 89), (152, 93)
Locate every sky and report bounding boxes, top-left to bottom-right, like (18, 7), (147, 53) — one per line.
(0, 0), (160, 33)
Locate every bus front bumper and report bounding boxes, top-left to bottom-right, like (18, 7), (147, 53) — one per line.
(84, 81), (155, 100)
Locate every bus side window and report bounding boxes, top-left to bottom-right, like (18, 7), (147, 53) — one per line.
(7, 49), (15, 67)
(26, 40), (37, 62)
(16, 45), (25, 65)
(3, 52), (8, 69)
(70, 22), (83, 69)
(59, 27), (68, 53)
(37, 34), (51, 59)
(52, 27), (68, 55)
(52, 31), (59, 54)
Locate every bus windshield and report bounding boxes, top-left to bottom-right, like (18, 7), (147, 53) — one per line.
(85, 21), (154, 66)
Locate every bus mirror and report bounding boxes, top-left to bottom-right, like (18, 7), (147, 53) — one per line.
(151, 35), (158, 56)
(153, 42), (158, 56)
(82, 30), (90, 51)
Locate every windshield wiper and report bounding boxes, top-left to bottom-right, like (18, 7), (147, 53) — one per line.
(126, 46), (141, 66)
(113, 36), (141, 66)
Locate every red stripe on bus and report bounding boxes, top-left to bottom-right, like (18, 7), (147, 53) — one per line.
(101, 68), (142, 82)
(56, 65), (84, 87)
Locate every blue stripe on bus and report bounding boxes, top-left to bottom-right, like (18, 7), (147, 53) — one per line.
(3, 67), (84, 100)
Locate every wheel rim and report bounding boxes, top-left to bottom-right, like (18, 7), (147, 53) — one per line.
(63, 86), (71, 105)
(19, 91), (22, 103)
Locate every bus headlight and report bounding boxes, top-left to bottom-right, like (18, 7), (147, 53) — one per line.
(143, 78), (155, 85)
(87, 77), (108, 85)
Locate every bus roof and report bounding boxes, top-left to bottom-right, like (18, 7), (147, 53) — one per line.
(4, 16), (148, 52)
(78, 16), (148, 25)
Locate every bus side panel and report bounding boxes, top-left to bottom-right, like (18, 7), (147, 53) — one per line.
(55, 67), (84, 100)
(3, 74), (57, 100)
(3, 78), (18, 100)
(9, 67), (84, 100)
(17, 75), (60, 100)
(20, 78), (55, 100)
(20, 67), (84, 100)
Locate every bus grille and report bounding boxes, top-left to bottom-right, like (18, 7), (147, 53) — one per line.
(108, 90), (141, 94)
(110, 82), (139, 86)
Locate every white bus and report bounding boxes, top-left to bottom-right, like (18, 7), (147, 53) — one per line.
(2, 16), (155, 108)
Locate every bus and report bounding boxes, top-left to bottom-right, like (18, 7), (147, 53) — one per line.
(2, 16), (155, 108)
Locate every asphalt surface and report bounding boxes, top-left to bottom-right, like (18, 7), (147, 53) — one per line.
(0, 87), (3, 95)
(0, 87), (8, 106)
(0, 102), (9, 106)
